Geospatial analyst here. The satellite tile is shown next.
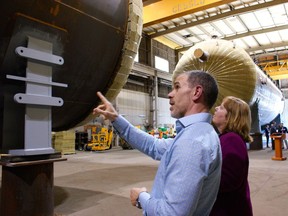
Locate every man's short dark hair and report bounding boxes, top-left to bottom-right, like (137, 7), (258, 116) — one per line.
(186, 70), (218, 109)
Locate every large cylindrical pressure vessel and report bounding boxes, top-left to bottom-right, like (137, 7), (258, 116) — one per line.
(0, 0), (143, 131)
(173, 39), (284, 125)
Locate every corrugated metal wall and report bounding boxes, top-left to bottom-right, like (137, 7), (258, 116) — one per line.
(117, 89), (175, 128)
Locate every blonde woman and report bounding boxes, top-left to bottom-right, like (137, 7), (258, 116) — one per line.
(210, 96), (253, 216)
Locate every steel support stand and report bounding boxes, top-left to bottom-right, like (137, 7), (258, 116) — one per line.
(1, 36), (67, 216)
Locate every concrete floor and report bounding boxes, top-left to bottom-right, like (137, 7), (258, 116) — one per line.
(52, 144), (288, 216)
(54, 147), (158, 216)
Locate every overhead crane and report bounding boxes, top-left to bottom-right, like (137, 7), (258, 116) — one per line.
(143, 0), (236, 26)
(259, 60), (288, 80)
(142, 0), (288, 83)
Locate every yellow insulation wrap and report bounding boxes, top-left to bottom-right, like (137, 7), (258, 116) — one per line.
(173, 39), (284, 125)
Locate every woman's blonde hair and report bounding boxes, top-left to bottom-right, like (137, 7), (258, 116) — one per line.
(222, 96), (253, 143)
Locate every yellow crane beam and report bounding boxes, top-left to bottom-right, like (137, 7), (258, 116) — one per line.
(266, 70), (288, 80)
(259, 60), (288, 80)
(143, 0), (235, 27)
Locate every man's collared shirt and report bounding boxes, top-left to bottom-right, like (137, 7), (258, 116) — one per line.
(113, 113), (222, 216)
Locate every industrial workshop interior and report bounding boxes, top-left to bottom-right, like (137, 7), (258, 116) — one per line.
(0, 0), (288, 215)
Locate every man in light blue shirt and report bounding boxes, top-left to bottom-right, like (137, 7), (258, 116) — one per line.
(93, 70), (222, 215)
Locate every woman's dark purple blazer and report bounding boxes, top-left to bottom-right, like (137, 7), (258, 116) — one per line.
(210, 132), (253, 216)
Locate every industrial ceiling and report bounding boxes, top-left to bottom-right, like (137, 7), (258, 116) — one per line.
(142, 0), (288, 83)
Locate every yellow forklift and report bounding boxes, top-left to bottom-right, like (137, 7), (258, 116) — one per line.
(84, 125), (113, 151)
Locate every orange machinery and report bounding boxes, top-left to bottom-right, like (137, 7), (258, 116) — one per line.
(84, 125), (113, 151)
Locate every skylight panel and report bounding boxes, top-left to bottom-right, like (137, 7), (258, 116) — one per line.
(278, 29), (288, 41)
(200, 23), (214, 31)
(188, 26), (207, 38)
(239, 13), (261, 30)
(254, 9), (274, 27)
(233, 39), (249, 50)
(226, 16), (247, 32)
(269, 5), (287, 25)
(242, 36), (259, 47)
(213, 20), (234, 35)
(189, 36), (202, 43)
(254, 34), (270, 45)
(266, 31), (282, 43)
(178, 29), (191, 36)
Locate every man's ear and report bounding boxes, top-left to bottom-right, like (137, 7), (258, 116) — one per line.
(193, 85), (203, 99)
